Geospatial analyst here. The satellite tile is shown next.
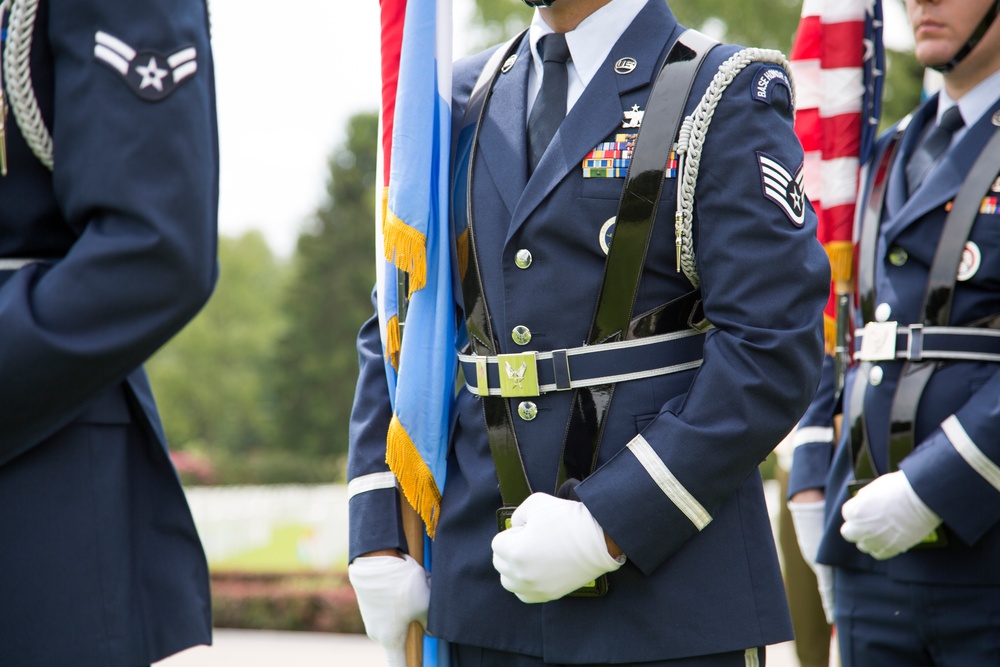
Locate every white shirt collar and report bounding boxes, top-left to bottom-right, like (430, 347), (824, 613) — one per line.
(527, 0), (647, 115)
(937, 67), (1000, 131)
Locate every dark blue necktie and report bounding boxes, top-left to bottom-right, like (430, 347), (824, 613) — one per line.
(905, 105), (964, 196)
(527, 33), (570, 173)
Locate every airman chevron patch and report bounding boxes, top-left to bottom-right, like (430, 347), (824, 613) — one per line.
(757, 152), (805, 227)
(94, 31), (198, 102)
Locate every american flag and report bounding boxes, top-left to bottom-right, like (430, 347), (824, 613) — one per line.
(790, 0), (884, 353)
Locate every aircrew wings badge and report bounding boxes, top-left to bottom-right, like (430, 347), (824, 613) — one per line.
(757, 152), (805, 227)
(93, 31), (198, 102)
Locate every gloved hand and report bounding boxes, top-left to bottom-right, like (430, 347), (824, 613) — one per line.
(788, 499), (835, 624)
(841, 470), (942, 560)
(491, 492), (625, 604)
(348, 553), (429, 666)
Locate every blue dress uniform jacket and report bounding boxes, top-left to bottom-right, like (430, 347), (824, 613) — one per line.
(349, 1), (829, 662)
(0, 1), (217, 664)
(790, 91), (1000, 583)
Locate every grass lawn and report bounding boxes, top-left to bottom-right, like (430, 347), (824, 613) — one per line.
(212, 523), (318, 572)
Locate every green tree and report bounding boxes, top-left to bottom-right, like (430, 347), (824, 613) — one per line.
(147, 230), (287, 455)
(270, 112), (379, 467)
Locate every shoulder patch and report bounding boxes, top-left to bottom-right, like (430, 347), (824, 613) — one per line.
(757, 152), (805, 227)
(94, 31), (198, 102)
(751, 64), (792, 110)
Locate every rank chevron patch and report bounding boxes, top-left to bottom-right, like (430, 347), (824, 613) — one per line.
(757, 152), (806, 227)
(94, 31), (198, 102)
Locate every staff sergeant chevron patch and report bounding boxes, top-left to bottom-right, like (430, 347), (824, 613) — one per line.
(757, 152), (806, 227)
(93, 31), (198, 102)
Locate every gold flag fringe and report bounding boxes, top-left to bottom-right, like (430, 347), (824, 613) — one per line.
(384, 207), (428, 295)
(825, 241), (853, 284)
(386, 415), (442, 538)
(386, 314), (402, 371)
(456, 227), (470, 281)
(824, 241), (854, 355)
(824, 313), (837, 356)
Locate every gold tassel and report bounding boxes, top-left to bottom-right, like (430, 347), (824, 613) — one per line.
(825, 241), (853, 284)
(456, 227), (469, 281)
(384, 207), (428, 294)
(386, 415), (442, 538)
(824, 313), (837, 356)
(386, 314), (401, 371)
(380, 187), (390, 231)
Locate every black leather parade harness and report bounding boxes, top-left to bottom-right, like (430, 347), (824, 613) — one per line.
(849, 118), (1000, 547)
(452, 29), (717, 595)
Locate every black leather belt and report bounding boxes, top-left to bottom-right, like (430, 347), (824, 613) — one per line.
(855, 323), (1000, 363)
(460, 328), (705, 397)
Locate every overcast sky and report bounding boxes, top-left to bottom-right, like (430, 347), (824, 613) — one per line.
(209, 0), (912, 258)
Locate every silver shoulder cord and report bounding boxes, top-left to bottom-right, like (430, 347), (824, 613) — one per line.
(674, 48), (794, 289)
(0, 0), (54, 171)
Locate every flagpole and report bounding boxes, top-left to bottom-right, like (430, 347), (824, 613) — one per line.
(402, 498), (425, 667)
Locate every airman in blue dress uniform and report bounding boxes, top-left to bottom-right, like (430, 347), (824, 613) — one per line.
(0, 0), (218, 664)
(789, 0), (1000, 664)
(350, 0), (830, 664)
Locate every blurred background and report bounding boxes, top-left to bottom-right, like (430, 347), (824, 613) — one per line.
(149, 0), (923, 652)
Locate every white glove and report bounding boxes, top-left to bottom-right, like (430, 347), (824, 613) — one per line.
(841, 471), (942, 560)
(491, 493), (625, 604)
(348, 553), (429, 665)
(788, 499), (835, 624)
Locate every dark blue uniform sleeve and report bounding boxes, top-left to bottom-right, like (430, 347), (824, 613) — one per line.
(788, 354), (840, 497)
(900, 367), (1000, 545)
(347, 290), (408, 562)
(577, 58), (830, 574)
(0, 0), (218, 465)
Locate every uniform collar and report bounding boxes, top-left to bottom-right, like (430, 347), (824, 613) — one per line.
(938, 67), (1000, 140)
(528, 0), (648, 111)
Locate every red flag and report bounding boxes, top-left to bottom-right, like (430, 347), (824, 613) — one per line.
(790, 0), (884, 353)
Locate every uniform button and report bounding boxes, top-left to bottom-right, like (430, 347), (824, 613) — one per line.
(517, 401), (538, 421)
(512, 325), (532, 346)
(888, 247), (908, 266)
(869, 365), (884, 386)
(515, 249), (533, 269)
(875, 303), (892, 323)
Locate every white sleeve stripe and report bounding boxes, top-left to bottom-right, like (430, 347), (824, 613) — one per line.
(348, 472), (398, 500)
(627, 435), (712, 530)
(942, 415), (1000, 494)
(793, 426), (835, 448)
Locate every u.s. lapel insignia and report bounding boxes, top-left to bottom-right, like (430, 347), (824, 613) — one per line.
(991, 175), (1000, 193)
(993, 110), (1000, 126)
(957, 241), (981, 281)
(501, 54), (518, 73)
(757, 152), (806, 227)
(94, 31), (198, 102)
(614, 57), (637, 75)
(622, 105), (644, 129)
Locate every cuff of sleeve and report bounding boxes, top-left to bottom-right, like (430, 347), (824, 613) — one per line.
(349, 486), (408, 562)
(788, 441), (833, 498)
(576, 445), (700, 575)
(900, 422), (1000, 546)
